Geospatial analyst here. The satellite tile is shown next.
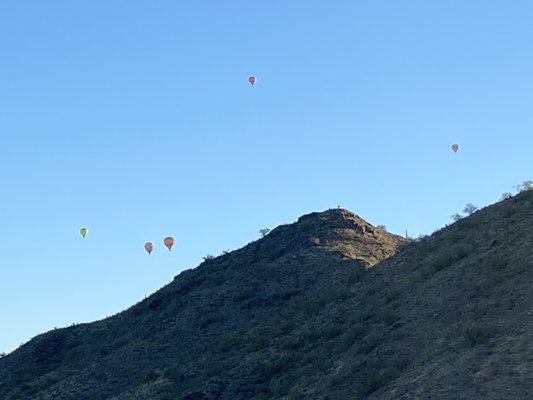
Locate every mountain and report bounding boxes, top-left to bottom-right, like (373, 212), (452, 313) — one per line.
(1, 192), (532, 400)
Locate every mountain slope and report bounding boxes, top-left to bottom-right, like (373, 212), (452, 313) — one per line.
(1, 193), (532, 400)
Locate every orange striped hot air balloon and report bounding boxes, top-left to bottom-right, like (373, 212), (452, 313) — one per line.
(248, 76), (256, 86)
(144, 241), (154, 255)
(164, 236), (175, 251)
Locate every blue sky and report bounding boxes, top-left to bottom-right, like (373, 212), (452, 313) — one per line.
(1, 1), (532, 354)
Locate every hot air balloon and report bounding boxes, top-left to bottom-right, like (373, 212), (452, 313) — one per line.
(145, 241), (154, 255)
(248, 76), (256, 86)
(164, 236), (175, 251)
(451, 144), (460, 153)
(80, 228), (88, 238)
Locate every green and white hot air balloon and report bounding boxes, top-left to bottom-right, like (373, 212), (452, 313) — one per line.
(80, 228), (88, 238)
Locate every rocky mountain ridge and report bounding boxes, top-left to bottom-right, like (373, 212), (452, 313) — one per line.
(1, 193), (531, 400)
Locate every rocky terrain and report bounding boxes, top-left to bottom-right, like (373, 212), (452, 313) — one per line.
(1, 191), (532, 399)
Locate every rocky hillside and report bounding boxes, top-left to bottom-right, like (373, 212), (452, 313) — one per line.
(1, 192), (532, 400)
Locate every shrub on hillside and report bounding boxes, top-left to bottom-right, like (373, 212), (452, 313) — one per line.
(343, 268), (364, 284)
(246, 329), (269, 353)
(451, 213), (463, 222)
(217, 331), (240, 352)
(376, 306), (397, 326)
(463, 203), (479, 215)
(323, 286), (352, 302)
(359, 358), (410, 396)
(461, 324), (493, 347)
(430, 243), (473, 272)
(500, 192), (513, 201)
(515, 180), (533, 193)
(233, 287), (255, 302)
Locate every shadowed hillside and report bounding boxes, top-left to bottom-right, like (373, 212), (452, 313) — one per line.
(1, 192), (532, 400)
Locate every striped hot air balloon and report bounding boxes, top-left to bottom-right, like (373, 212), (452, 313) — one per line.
(164, 236), (175, 251)
(248, 76), (256, 86)
(80, 228), (88, 238)
(145, 241), (154, 255)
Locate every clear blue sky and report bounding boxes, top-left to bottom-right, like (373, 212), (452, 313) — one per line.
(1, 1), (532, 354)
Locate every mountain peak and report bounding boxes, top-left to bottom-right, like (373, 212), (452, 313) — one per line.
(260, 208), (408, 267)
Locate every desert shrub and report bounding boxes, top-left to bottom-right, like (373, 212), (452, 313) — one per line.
(515, 180), (533, 193)
(360, 372), (394, 396)
(138, 369), (159, 384)
(486, 253), (508, 272)
(163, 367), (186, 383)
(359, 359), (408, 396)
(279, 307), (295, 319)
(271, 376), (293, 396)
(287, 390), (301, 400)
(376, 307), (397, 326)
(282, 337), (303, 351)
(355, 312), (373, 323)
(463, 203), (479, 215)
(342, 325), (366, 347)
(300, 298), (324, 316)
(451, 213), (463, 222)
(131, 306), (145, 317)
(351, 359), (372, 375)
(322, 325), (346, 340)
(431, 251), (455, 271)
(197, 312), (224, 329)
(267, 314), (296, 335)
(246, 330), (269, 353)
(177, 277), (204, 295)
(343, 268), (364, 284)
(391, 357), (411, 373)
(393, 327), (410, 342)
(461, 324), (493, 347)
(500, 192), (513, 201)
(278, 289), (301, 300)
(417, 237), (439, 254)
(249, 393), (268, 400)
(19, 382), (40, 396)
(259, 228), (271, 237)
(254, 358), (292, 384)
(386, 290), (401, 303)
(288, 295), (324, 316)
(233, 287), (255, 302)
(217, 331), (240, 352)
(361, 332), (383, 353)
(203, 359), (235, 377)
(430, 243), (473, 272)
(148, 297), (163, 310)
(501, 206), (516, 218)
(301, 331), (321, 347)
(323, 286), (352, 303)
(334, 325), (365, 353)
